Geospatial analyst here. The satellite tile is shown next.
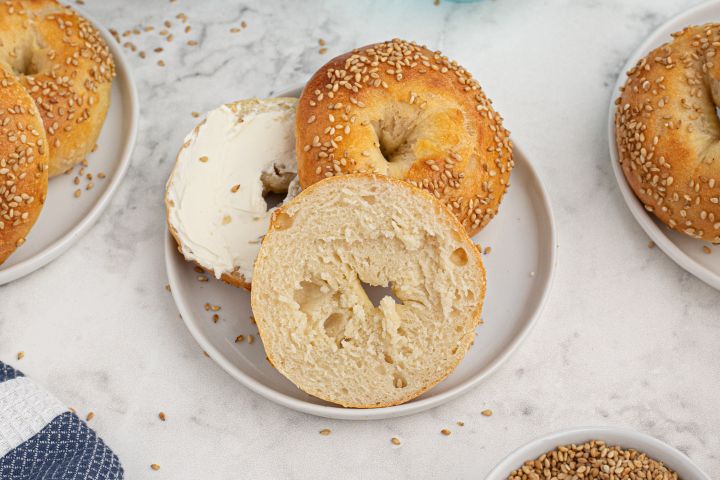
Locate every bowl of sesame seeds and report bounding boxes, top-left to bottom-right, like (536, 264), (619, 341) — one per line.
(486, 427), (709, 480)
(608, 0), (720, 291)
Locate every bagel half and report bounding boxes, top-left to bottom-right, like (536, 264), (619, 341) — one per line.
(166, 98), (299, 289)
(295, 39), (513, 237)
(615, 23), (720, 243)
(251, 174), (485, 408)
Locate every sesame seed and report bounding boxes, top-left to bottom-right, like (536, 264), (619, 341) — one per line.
(481, 409), (493, 417)
(319, 428), (331, 436)
(16, 351), (24, 360)
(159, 412), (166, 421)
(150, 464), (160, 471)
(391, 437), (401, 445)
(86, 412), (95, 422)
(440, 429), (451, 436)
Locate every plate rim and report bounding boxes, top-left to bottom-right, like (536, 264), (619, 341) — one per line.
(607, 0), (720, 291)
(0, 6), (140, 285)
(485, 426), (711, 480)
(165, 86), (557, 420)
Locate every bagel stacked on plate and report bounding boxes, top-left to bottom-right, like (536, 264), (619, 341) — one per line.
(615, 23), (720, 243)
(168, 39), (511, 408)
(0, 0), (115, 265)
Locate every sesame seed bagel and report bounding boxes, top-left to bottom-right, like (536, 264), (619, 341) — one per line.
(295, 39), (513, 237)
(615, 23), (720, 243)
(0, 63), (49, 265)
(0, 0), (115, 178)
(251, 174), (485, 408)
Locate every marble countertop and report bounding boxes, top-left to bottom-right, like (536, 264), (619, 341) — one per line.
(2, 0), (720, 478)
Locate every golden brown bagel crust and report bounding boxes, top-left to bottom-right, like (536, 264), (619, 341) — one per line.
(0, 64), (49, 264)
(295, 39), (513, 237)
(0, 0), (115, 178)
(615, 24), (720, 243)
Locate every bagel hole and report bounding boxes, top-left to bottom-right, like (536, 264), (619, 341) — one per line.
(450, 247), (469, 266)
(11, 49), (42, 77)
(263, 191), (286, 211)
(360, 280), (402, 307)
(371, 107), (421, 176)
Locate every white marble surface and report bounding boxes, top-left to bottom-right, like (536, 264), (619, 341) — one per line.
(1, 0), (720, 478)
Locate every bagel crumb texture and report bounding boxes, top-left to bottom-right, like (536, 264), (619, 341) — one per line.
(295, 39), (513, 236)
(251, 174), (485, 408)
(506, 440), (678, 480)
(615, 23), (720, 243)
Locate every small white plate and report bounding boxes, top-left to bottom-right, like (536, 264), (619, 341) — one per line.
(486, 426), (710, 480)
(0, 8), (139, 285)
(165, 86), (556, 420)
(608, 0), (720, 290)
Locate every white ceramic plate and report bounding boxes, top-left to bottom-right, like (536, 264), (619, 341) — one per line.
(165, 86), (556, 420)
(486, 426), (710, 480)
(0, 8), (139, 285)
(608, 0), (720, 290)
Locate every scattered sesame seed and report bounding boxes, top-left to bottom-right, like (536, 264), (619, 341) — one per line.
(234, 335), (244, 343)
(441, 429), (451, 436)
(456, 421), (464, 427)
(151, 464), (160, 471)
(86, 412), (95, 422)
(648, 240), (655, 249)
(391, 437), (401, 445)
(16, 351), (24, 360)
(319, 47), (328, 55)
(703, 245), (712, 254)
(481, 409), (493, 417)
(319, 428), (331, 436)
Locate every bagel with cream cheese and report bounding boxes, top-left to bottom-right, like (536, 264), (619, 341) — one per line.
(166, 98), (300, 289)
(295, 39), (513, 236)
(615, 23), (720, 243)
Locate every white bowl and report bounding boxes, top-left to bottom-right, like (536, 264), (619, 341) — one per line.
(0, 6), (139, 285)
(486, 427), (710, 480)
(608, 0), (720, 290)
(165, 86), (557, 420)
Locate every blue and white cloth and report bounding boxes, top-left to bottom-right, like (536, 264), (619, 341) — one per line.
(0, 362), (123, 479)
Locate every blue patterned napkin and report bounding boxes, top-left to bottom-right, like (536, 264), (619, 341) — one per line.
(0, 362), (123, 479)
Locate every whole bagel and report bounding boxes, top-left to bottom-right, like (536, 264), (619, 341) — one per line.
(0, 0), (115, 178)
(615, 23), (720, 243)
(295, 39), (513, 236)
(0, 64), (49, 264)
